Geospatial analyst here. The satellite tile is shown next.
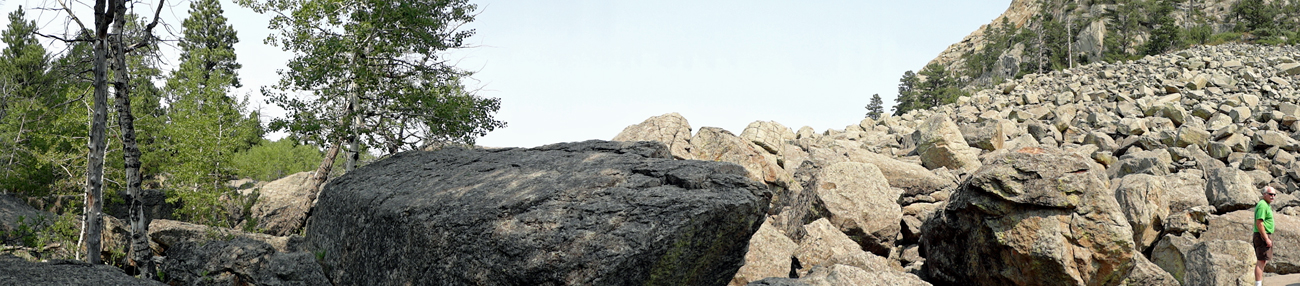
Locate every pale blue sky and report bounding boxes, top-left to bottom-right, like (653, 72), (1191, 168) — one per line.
(2, 0), (1013, 148)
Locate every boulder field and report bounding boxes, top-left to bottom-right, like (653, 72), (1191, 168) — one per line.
(614, 43), (1300, 286)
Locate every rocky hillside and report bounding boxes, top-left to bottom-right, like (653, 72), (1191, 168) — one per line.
(926, 0), (1300, 89)
(616, 43), (1300, 285)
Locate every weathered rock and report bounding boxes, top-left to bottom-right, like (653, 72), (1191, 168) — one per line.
(960, 120), (1005, 151)
(306, 140), (770, 286)
(613, 112), (694, 159)
(1112, 149), (1174, 177)
(795, 218), (893, 276)
(1206, 167), (1262, 213)
(741, 121), (797, 156)
(814, 162), (902, 257)
(915, 116), (982, 171)
(1120, 254), (1179, 286)
(0, 254), (166, 286)
(1280, 63), (1300, 76)
(1166, 171), (1210, 212)
(1151, 233), (1199, 284)
(1201, 210), (1300, 274)
(0, 194), (52, 244)
(149, 219), (300, 254)
(1183, 240), (1255, 286)
(845, 150), (957, 197)
(1114, 174), (1171, 250)
(159, 237), (329, 286)
(746, 264), (930, 286)
(248, 171), (315, 236)
(731, 220), (799, 286)
(693, 127), (788, 184)
(1176, 125), (1212, 148)
(922, 147), (1135, 285)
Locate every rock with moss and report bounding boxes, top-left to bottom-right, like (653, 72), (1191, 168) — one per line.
(306, 140), (770, 286)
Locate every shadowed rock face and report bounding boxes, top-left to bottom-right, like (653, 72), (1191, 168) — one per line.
(0, 255), (165, 286)
(921, 147), (1135, 286)
(306, 140), (771, 286)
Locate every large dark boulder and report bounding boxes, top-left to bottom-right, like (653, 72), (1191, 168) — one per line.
(306, 140), (771, 286)
(0, 254), (164, 286)
(159, 237), (328, 286)
(0, 193), (52, 244)
(921, 147), (1136, 286)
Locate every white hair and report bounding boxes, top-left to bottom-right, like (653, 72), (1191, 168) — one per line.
(1264, 186), (1278, 195)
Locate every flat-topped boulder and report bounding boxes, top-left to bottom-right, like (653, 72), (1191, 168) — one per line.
(306, 140), (770, 286)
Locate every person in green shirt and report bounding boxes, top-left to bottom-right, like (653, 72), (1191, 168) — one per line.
(1255, 186), (1277, 286)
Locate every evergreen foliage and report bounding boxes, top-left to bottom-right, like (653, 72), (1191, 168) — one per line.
(0, 9), (66, 197)
(159, 0), (263, 226)
(865, 94), (884, 120)
(893, 63), (969, 115)
(237, 0), (507, 159)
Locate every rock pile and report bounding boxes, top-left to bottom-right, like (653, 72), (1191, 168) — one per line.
(614, 43), (1300, 285)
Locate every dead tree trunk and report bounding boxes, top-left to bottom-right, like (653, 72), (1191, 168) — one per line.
(81, 0), (115, 265)
(109, 0), (161, 277)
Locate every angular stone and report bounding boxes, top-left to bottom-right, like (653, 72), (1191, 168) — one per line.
(1256, 130), (1297, 148)
(959, 120), (1005, 151)
(1221, 133), (1252, 153)
(160, 237), (329, 286)
(915, 116), (981, 171)
(1165, 171), (1211, 212)
(815, 162), (903, 256)
(249, 171), (315, 236)
(1175, 125), (1211, 148)
(1184, 240), (1256, 286)
(795, 218), (894, 275)
(1281, 63), (1300, 76)
(1152, 233), (1199, 282)
(742, 121), (797, 156)
(846, 150), (957, 197)
(1113, 149), (1173, 177)
(731, 220), (799, 286)
(922, 147), (1134, 285)
(1201, 210), (1300, 274)
(1207, 113), (1233, 131)
(1122, 254), (1179, 286)
(693, 127), (788, 184)
(1083, 131), (1119, 151)
(1230, 106), (1253, 123)
(1205, 167), (1261, 213)
(1115, 174), (1171, 250)
(613, 112), (694, 159)
(749, 264), (929, 286)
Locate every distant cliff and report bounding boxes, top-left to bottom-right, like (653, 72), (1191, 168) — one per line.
(923, 0), (1300, 89)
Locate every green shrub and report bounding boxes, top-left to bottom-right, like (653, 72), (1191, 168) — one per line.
(231, 138), (323, 181)
(1, 213), (81, 260)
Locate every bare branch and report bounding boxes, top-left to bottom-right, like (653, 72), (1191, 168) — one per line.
(58, 0), (91, 32)
(124, 0), (166, 52)
(34, 31), (91, 43)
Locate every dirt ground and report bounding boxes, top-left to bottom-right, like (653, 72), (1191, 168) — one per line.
(1265, 273), (1300, 286)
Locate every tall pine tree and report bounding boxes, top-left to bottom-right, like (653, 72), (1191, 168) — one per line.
(0, 8), (62, 196)
(238, 0), (506, 192)
(865, 93), (884, 120)
(160, 0), (262, 226)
